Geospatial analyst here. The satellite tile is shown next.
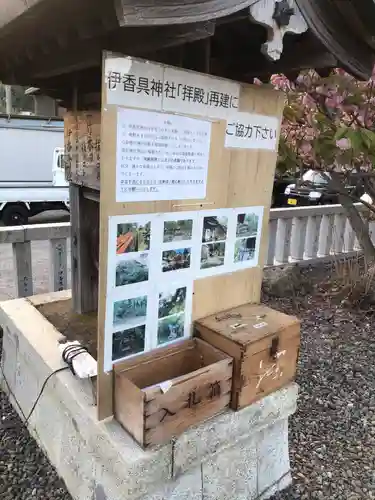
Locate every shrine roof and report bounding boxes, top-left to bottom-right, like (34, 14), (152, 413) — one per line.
(0, 0), (374, 105)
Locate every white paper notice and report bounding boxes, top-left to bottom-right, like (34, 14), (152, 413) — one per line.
(116, 108), (211, 202)
(225, 112), (279, 151)
(105, 56), (240, 119)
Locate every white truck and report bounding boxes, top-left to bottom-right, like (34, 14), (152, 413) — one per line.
(0, 114), (69, 225)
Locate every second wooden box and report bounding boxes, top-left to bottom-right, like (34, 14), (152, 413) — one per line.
(195, 303), (300, 410)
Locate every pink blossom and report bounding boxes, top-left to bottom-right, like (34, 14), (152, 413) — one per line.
(303, 127), (315, 141)
(336, 138), (352, 150)
(300, 141), (313, 154)
(325, 95), (344, 108)
(253, 78), (262, 86)
(270, 74), (294, 91)
(316, 85), (326, 95)
(302, 94), (315, 108)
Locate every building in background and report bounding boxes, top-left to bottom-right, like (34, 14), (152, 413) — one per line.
(0, 84), (63, 117)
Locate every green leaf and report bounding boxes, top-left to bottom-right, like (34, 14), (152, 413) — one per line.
(361, 129), (375, 152)
(334, 127), (349, 141)
(347, 129), (364, 153)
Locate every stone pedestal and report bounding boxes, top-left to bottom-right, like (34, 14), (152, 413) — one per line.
(0, 291), (298, 500)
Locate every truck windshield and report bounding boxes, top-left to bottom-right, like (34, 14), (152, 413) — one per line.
(302, 170), (329, 186)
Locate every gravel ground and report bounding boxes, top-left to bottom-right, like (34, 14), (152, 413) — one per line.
(268, 269), (375, 500)
(0, 392), (71, 500)
(1, 265), (375, 499)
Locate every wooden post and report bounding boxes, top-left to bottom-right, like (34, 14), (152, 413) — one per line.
(69, 184), (99, 313)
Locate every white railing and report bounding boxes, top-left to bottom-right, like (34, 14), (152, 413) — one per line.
(0, 223), (70, 300)
(267, 203), (374, 266)
(0, 204), (373, 300)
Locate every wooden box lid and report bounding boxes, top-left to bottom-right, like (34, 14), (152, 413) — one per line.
(195, 303), (300, 347)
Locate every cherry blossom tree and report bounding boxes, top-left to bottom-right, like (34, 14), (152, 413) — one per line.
(257, 69), (375, 260)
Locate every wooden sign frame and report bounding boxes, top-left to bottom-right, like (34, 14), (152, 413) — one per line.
(97, 51), (284, 419)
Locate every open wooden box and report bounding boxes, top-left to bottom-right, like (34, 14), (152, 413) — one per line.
(114, 338), (233, 448)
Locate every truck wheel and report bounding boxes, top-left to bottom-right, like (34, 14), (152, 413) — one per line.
(1, 205), (29, 226)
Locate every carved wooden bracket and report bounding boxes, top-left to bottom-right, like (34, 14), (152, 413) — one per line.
(249, 0), (308, 61)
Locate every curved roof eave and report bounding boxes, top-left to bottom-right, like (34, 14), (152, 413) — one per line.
(295, 0), (375, 80)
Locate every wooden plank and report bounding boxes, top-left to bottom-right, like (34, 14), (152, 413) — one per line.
(144, 378), (232, 428)
(196, 303), (300, 347)
(194, 337), (234, 364)
(114, 339), (195, 373)
(114, 373), (145, 446)
(194, 324), (243, 359)
(97, 54), (285, 420)
(142, 366), (230, 447)
(114, 335), (232, 447)
(116, 0), (247, 26)
(0, 226), (25, 244)
(121, 349), (196, 390)
(49, 238), (68, 292)
(0, 223), (69, 246)
(69, 184), (99, 314)
(27, 290), (72, 307)
(195, 302), (300, 410)
(238, 336), (299, 409)
(24, 223), (71, 241)
(65, 111), (101, 190)
(12, 241), (33, 297)
(144, 359), (232, 412)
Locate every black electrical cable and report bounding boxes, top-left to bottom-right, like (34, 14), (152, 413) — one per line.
(61, 344), (90, 376)
(0, 343), (90, 430)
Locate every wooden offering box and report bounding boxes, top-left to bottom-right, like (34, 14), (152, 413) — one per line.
(114, 338), (233, 448)
(195, 304), (300, 410)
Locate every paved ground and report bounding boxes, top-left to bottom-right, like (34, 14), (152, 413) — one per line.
(0, 210), (70, 301)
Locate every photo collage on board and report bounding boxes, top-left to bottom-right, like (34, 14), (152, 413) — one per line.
(158, 215), (195, 347)
(200, 215), (228, 271)
(112, 220), (152, 362)
(104, 206), (263, 371)
(234, 212), (260, 264)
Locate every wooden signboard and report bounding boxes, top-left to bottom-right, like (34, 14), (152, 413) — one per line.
(97, 51), (284, 419)
(65, 111), (101, 190)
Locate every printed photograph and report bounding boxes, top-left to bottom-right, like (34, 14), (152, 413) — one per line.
(200, 242), (226, 269)
(202, 215), (228, 243)
(162, 248), (191, 272)
(158, 286), (187, 319)
(112, 325), (145, 361)
(116, 254), (149, 286)
(157, 313), (185, 345)
(236, 213), (259, 238)
(163, 219), (193, 243)
(234, 237), (256, 263)
(116, 221), (151, 254)
(113, 295), (147, 328)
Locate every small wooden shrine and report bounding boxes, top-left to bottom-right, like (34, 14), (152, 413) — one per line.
(0, 0), (374, 424)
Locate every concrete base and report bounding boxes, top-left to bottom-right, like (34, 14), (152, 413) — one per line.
(0, 291), (298, 500)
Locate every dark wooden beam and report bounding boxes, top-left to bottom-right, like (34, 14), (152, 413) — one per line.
(11, 21), (215, 83)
